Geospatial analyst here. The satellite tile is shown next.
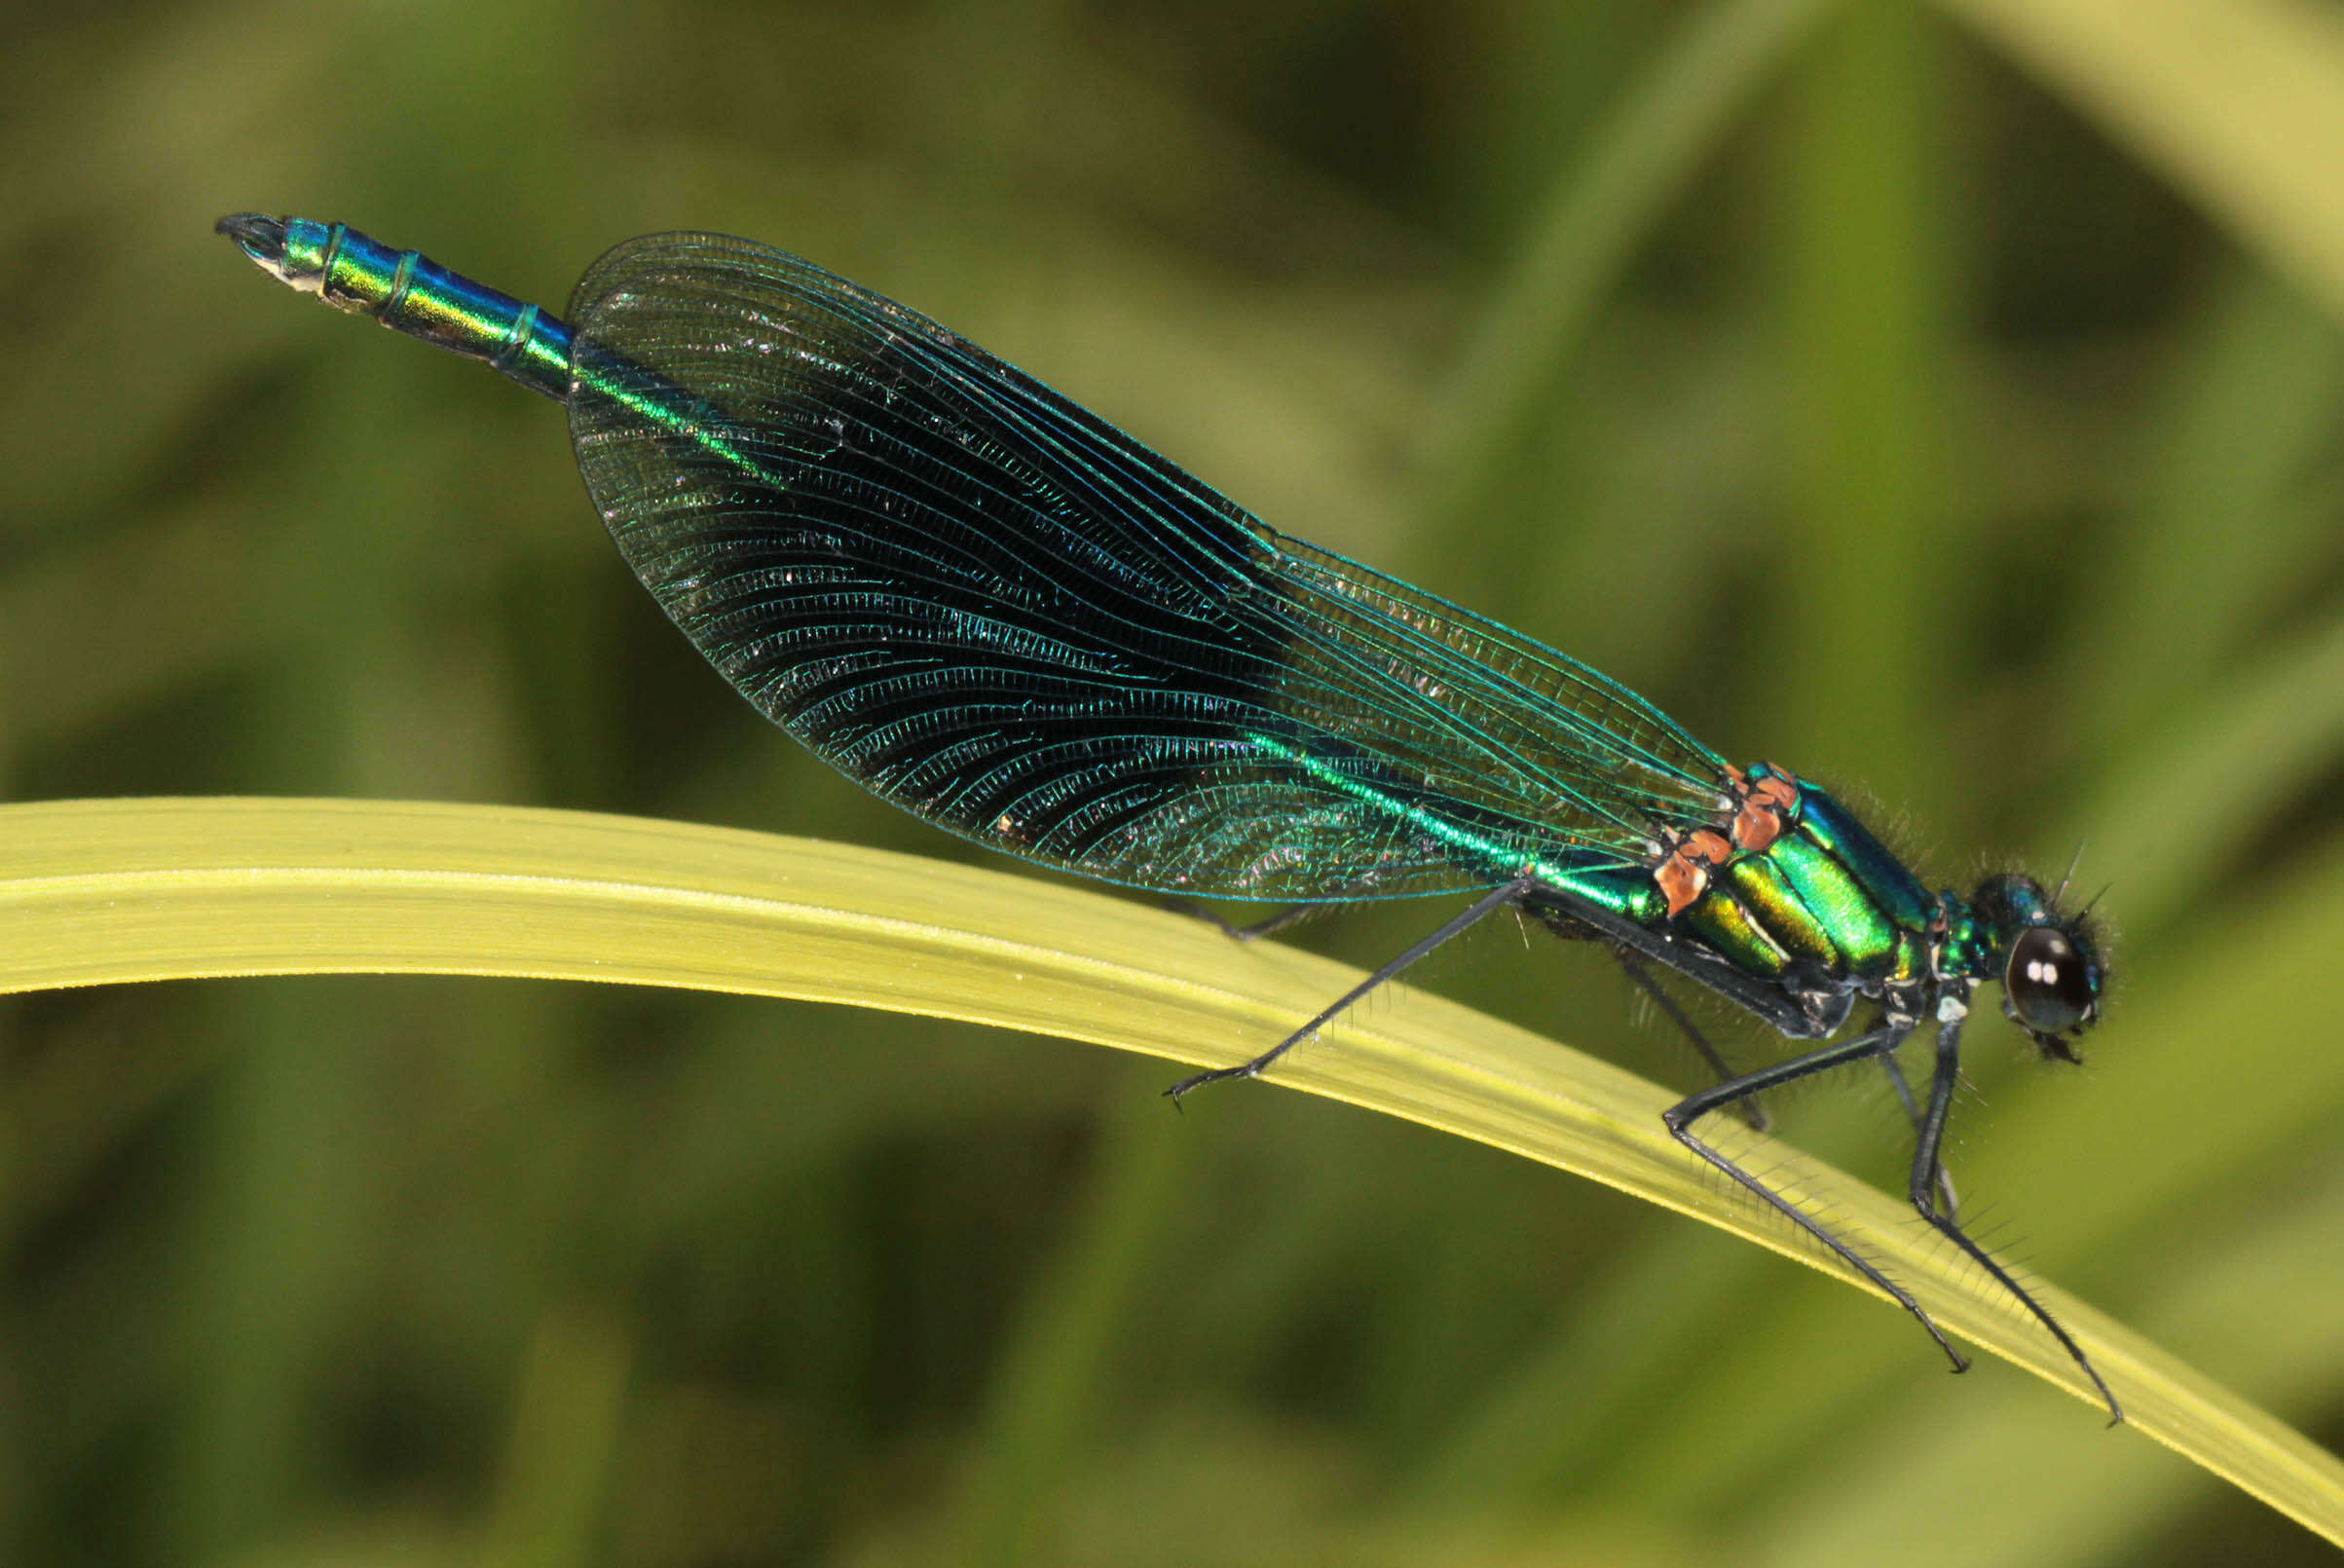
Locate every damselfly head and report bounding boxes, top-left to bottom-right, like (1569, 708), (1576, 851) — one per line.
(1971, 872), (2103, 1061)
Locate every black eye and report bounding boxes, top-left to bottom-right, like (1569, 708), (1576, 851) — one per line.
(2006, 926), (2095, 1035)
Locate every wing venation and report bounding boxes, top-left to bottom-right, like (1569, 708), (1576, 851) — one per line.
(566, 233), (1727, 901)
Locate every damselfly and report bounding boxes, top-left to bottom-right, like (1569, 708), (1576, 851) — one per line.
(217, 213), (2117, 1419)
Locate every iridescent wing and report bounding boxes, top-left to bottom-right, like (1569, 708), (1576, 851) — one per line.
(566, 233), (1727, 901)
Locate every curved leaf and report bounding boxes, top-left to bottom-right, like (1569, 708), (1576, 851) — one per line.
(1, 795), (2338, 1544)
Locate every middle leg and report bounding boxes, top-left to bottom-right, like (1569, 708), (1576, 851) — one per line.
(1663, 1025), (1971, 1374)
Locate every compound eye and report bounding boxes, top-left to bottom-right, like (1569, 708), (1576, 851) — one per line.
(2006, 926), (2095, 1035)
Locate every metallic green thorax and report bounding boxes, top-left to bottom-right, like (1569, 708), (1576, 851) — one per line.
(1556, 765), (1937, 990)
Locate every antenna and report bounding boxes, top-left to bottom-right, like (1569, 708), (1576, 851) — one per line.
(2052, 842), (2086, 907)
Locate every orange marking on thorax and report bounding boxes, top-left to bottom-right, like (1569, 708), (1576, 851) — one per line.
(1731, 768), (1801, 853)
(1656, 827), (1733, 917)
(1653, 765), (1805, 918)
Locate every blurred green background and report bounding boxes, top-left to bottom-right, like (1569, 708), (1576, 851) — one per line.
(6, 0), (2344, 1563)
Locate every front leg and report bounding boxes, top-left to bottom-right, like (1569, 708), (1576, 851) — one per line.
(1907, 1013), (2122, 1424)
(1879, 1049), (1960, 1220)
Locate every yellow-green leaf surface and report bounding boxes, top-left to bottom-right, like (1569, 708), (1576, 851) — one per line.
(4, 795), (2339, 1543)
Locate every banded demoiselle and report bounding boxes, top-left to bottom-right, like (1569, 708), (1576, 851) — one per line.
(217, 213), (2119, 1419)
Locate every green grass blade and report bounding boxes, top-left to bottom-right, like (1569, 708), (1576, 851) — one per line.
(1938, 0), (2344, 325)
(1419, 0), (1838, 508)
(3, 795), (2340, 1544)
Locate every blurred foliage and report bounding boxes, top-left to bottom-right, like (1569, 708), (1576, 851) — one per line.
(3, 0), (2344, 1564)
